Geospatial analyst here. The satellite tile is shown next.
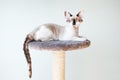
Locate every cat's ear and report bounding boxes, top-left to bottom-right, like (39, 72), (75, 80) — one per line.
(76, 10), (84, 18)
(64, 11), (72, 22)
(76, 10), (84, 22)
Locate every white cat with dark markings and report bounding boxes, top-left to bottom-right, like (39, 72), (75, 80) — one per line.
(28, 10), (86, 41)
(23, 10), (87, 78)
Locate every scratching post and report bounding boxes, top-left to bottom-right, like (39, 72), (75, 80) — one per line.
(53, 51), (65, 80)
(28, 40), (90, 80)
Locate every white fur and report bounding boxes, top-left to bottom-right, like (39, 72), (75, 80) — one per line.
(59, 26), (74, 40)
(60, 24), (87, 41)
(33, 24), (87, 41)
(34, 26), (53, 41)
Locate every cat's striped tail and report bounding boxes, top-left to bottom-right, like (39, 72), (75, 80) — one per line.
(23, 34), (34, 78)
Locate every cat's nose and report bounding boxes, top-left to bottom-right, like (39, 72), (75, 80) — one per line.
(72, 19), (76, 25)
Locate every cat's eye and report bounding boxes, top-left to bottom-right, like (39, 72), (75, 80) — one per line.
(76, 17), (83, 22)
(66, 20), (71, 22)
(79, 19), (83, 22)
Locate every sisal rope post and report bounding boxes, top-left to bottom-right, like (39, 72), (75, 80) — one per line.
(53, 51), (65, 80)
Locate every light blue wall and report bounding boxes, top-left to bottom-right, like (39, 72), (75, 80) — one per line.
(0, 0), (120, 80)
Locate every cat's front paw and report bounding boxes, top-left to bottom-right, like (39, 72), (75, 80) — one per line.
(73, 37), (87, 41)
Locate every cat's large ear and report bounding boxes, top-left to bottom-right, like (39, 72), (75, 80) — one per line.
(76, 10), (84, 18)
(64, 11), (72, 22)
(76, 10), (84, 22)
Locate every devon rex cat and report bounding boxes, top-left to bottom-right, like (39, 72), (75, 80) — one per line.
(23, 10), (87, 78)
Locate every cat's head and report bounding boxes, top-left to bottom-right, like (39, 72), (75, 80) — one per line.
(64, 10), (84, 28)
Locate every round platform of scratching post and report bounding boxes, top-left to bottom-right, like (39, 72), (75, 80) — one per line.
(29, 40), (90, 51)
(29, 39), (90, 80)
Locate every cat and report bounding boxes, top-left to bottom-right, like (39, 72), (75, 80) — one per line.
(23, 10), (87, 78)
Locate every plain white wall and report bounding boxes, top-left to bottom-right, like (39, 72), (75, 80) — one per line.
(0, 0), (120, 80)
